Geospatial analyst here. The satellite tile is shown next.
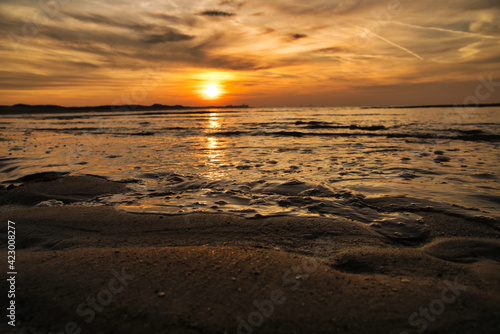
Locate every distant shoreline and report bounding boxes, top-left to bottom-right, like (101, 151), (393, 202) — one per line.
(0, 103), (250, 115)
(0, 102), (498, 115)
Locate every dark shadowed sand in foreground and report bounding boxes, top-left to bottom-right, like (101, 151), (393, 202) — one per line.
(1, 176), (499, 334)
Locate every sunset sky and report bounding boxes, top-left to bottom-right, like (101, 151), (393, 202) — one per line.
(1, 0), (499, 107)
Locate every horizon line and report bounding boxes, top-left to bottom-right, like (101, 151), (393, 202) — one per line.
(0, 102), (499, 114)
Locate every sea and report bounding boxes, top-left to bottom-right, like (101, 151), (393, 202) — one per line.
(1, 106), (499, 240)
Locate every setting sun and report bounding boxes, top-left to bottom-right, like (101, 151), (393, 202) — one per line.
(204, 85), (221, 98)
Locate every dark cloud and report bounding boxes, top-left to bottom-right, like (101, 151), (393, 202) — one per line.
(144, 30), (194, 43)
(64, 11), (198, 36)
(291, 33), (308, 40)
(35, 25), (268, 71)
(51, 11), (195, 45)
(0, 12), (18, 31)
(41, 25), (133, 48)
(204, 55), (270, 71)
(200, 10), (236, 17)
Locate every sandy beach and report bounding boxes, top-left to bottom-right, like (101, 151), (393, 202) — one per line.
(1, 175), (499, 334)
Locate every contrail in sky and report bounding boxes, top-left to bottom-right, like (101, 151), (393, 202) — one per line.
(366, 29), (424, 60)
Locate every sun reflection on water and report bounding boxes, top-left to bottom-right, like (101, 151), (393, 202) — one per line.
(208, 113), (221, 129)
(204, 113), (226, 180)
(207, 137), (220, 159)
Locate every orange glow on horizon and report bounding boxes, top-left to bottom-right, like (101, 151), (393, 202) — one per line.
(193, 71), (235, 102)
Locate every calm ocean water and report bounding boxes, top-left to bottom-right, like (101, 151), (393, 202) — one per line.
(1, 107), (499, 238)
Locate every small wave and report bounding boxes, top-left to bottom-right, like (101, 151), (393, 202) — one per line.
(211, 131), (249, 136)
(160, 127), (188, 131)
(296, 121), (387, 131)
(472, 173), (497, 180)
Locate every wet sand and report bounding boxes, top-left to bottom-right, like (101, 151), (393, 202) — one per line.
(1, 176), (500, 333)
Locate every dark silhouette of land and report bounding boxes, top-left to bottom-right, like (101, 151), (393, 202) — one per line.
(0, 102), (498, 115)
(0, 103), (250, 115)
